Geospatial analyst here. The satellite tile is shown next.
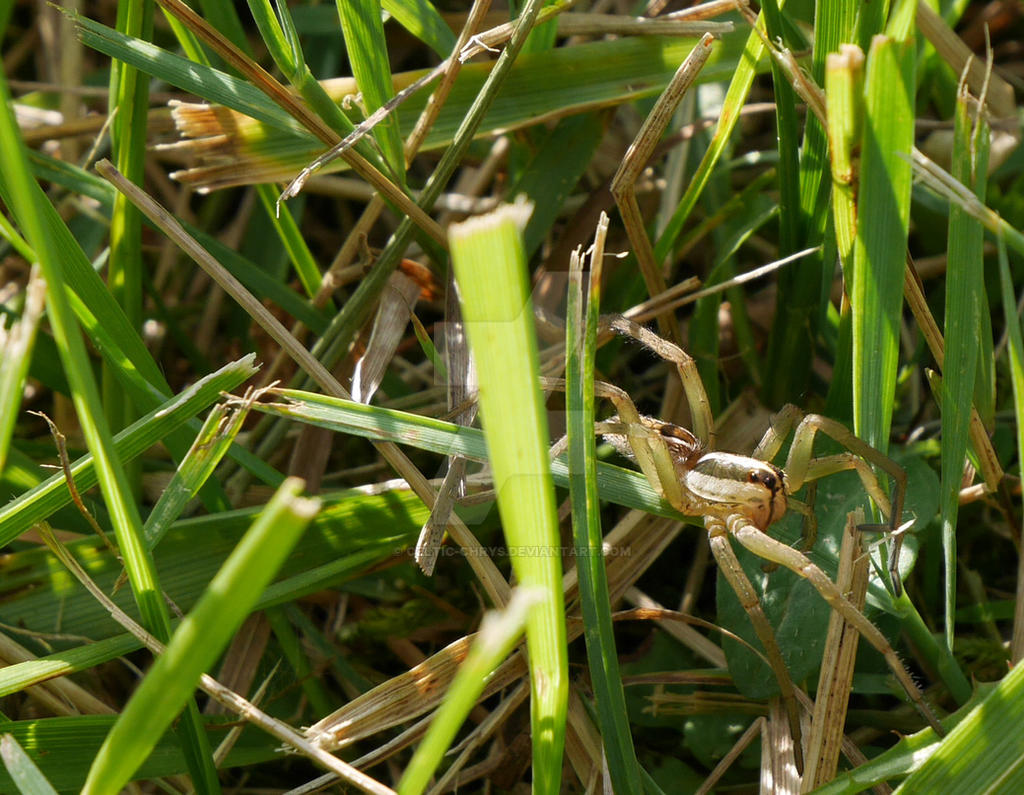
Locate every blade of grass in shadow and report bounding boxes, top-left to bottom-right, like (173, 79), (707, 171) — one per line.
(939, 82), (988, 650)
(448, 201), (567, 793)
(566, 215), (642, 793)
(0, 66), (219, 791)
(383, 0), (456, 57)
(998, 236), (1024, 665)
(81, 478), (320, 794)
(398, 588), (539, 794)
(0, 356), (258, 543)
(760, 0), (834, 406)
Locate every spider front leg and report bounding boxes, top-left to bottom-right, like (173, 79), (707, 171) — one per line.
(754, 405), (908, 596)
(724, 511), (946, 737)
(706, 515), (805, 776)
(602, 314), (715, 449)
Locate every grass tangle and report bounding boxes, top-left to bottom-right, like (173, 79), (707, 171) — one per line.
(0, 1), (1023, 793)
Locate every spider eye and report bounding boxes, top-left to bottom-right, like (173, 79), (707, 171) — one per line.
(748, 471), (760, 484)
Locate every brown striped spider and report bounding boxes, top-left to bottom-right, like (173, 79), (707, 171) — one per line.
(595, 315), (944, 773)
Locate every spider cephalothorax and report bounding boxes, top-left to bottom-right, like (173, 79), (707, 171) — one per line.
(683, 452), (789, 530)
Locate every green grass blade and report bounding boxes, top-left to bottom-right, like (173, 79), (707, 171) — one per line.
(104, 0), (151, 440)
(251, 388), (683, 519)
(939, 85), (988, 650)
(70, 11), (305, 133)
(169, 35), (744, 190)
(382, 0), (455, 57)
(448, 202), (567, 793)
(254, 184), (332, 308)
(0, 270), (44, 475)
(0, 63), (220, 791)
(0, 356), (258, 544)
(897, 663), (1024, 793)
(851, 33), (916, 454)
(566, 221), (642, 793)
(336, 0), (406, 179)
(142, 400), (252, 550)
(654, 6), (780, 262)
(997, 238), (1024, 665)
(398, 589), (538, 794)
(81, 478), (319, 794)
(245, 0), (360, 142)
(0, 734), (59, 795)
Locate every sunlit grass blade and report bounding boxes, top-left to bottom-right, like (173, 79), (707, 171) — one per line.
(0, 486), (428, 703)
(0, 733), (58, 795)
(898, 661), (1024, 792)
(166, 35), (744, 190)
(398, 588), (539, 794)
(0, 63), (220, 791)
(142, 398), (253, 550)
(0, 268), (44, 475)
(70, 9), (303, 132)
(851, 33), (915, 455)
(939, 83), (988, 649)
(566, 216), (642, 793)
(0, 356), (258, 544)
(250, 388), (681, 519)
(336, 0), (406, 179)
(448, 201), (567, 793)
(81, 478), (320, 794)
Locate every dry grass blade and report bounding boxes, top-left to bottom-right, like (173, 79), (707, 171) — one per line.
(802, 510), (869, 790)
(36, 522), (393, 794)
(610, 32), (715, 344)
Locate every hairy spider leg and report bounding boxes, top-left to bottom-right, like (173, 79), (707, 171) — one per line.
(753, 406), (908, 596)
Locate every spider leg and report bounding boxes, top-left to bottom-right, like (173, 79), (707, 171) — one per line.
(603, 314), (715, 449)
(755, 405), (908, 596)
(706, 515), (805, 775)
(540, 375), (689, 509)
(725, 512), (946, 736)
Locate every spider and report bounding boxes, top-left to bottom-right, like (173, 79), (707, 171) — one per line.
(593, 314), (945, 772)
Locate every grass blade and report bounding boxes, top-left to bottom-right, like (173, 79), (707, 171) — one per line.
(81, 478), (319, 794)
(448, 201), (567, 793)
(336, 0), (406, 179)
(939, 83), (988, 649)
(398, 589), (539, 794)
(851, 33), (915, 454)
(566, 217), (643, 793)
(1, 734), (59, 795)
(0, 356), (258, 543)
